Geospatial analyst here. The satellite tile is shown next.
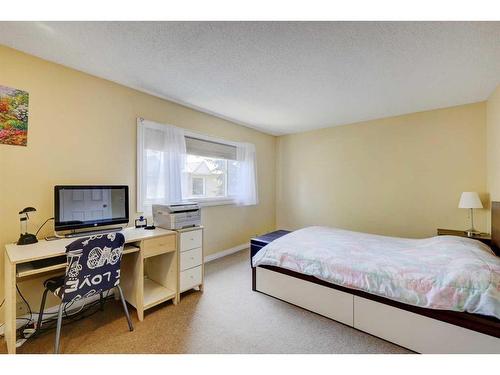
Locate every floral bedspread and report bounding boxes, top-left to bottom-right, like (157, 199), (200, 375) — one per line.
(252, 226), (500, 319)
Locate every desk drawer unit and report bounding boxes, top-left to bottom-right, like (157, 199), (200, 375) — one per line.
(180, 230), (202, 252)
(180, 265), (203, 292)
(178, 228), (204, 296)
(180, 247), (202, 271)
(142, 235), (176, 258)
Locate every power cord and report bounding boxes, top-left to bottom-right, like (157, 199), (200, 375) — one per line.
(16, 285), (33, 335)
(8, 285), (115, 342)
(0, 290), (34, 338)
(0, 299), (4, 330)
(33, 291), (114, 338)
(0, 291), (108, 335)
(35, 217), (54, 237)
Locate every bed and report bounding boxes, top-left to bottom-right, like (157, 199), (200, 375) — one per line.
(250, 204), (500, 354)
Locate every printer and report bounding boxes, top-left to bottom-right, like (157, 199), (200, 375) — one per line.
(152, 202), (201, 230)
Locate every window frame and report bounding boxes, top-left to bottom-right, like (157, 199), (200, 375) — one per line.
(183, 130), (239, 207)
(137, 120), (244, 211)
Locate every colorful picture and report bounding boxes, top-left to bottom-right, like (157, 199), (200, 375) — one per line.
(0, 85), (29, 146)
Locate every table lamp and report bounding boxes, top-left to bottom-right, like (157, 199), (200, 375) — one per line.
(458, 192), (483, 237)
(17, 206), (39, 245)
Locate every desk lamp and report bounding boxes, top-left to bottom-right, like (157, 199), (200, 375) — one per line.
(17, 207), (38, 245)
(458, 192), (483, 237)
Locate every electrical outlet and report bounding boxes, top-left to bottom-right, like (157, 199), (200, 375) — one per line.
(16, 301), (27, 315)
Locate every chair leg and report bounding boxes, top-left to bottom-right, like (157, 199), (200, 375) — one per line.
(54, 303), (64, 354)
(99, 291), (104, 311)
(37, 288), (49, 331)
(116, 285), (133, 332)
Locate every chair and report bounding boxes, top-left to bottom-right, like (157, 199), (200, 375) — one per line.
(37, 232), (133, 353)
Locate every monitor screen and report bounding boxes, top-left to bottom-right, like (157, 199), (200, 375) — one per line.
(54, 185), (129, 231)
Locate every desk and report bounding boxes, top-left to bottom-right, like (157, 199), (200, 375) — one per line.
(3, 227), (178, 354)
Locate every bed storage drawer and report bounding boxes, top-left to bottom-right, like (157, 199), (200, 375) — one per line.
(255, 266), (354, 326)
(353, 296), (500, 354)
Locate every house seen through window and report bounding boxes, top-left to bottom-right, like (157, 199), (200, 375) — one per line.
(183, 136), (238, 201)
(191, 175), (206, 196)
(186, 155), (227, 198)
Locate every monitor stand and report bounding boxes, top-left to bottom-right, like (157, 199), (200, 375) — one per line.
(61, 226), (123, 238)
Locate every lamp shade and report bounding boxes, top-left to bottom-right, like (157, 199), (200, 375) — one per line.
(458, 192), (483, 209)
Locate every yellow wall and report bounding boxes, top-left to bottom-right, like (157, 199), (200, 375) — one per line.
(0, 44), (494, 327)
(0, 46), (276, 319)
(276, 103), (487, 237)
(487, 85), (500, 226)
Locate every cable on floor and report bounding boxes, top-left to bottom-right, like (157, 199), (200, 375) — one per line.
(32, 290), (115, 339)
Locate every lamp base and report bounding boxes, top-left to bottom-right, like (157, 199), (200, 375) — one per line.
(17, 232), (38, 245)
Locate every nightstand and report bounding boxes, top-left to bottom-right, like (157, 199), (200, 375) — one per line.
(436, 228), (492, 246)
(250, 230), (291, 266)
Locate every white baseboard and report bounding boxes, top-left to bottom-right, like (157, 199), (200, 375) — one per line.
(204, 243), (248, 263)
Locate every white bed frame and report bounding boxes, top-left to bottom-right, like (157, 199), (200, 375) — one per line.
(255, 266), (500, 354)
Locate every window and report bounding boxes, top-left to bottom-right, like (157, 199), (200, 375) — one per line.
(191, 176), (205, 196)
(183, 136), (238, 203)
(145, 149), (165, 202)
(137, 118), (258, 212)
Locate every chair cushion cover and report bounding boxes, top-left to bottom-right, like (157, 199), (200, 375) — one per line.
(61, 232), (125, 302)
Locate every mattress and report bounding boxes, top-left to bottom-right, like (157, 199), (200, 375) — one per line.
(252, 226), (500, 319)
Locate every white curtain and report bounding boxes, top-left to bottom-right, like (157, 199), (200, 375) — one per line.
(234, 142), (258, 206)
(137, 118), (186, 212)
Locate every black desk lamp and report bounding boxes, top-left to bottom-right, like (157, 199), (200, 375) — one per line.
(17, 207), (38, 245)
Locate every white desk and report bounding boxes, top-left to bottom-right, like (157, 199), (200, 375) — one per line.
(4, 227), (178, 354)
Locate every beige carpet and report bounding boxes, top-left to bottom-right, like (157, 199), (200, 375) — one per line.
(1, 249), (410, 354)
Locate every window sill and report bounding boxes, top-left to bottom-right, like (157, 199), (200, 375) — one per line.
(185, 198), (235, 207)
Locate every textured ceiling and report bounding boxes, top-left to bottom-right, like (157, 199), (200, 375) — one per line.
(0, 21), (499, 135)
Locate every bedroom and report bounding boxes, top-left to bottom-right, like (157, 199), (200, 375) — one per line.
(0, 0), (499, 370)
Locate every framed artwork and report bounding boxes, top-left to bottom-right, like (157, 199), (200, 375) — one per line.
(0, 85), (29, 146)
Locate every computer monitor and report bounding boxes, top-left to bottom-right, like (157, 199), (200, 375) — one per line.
(54, 185), (129, 232)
